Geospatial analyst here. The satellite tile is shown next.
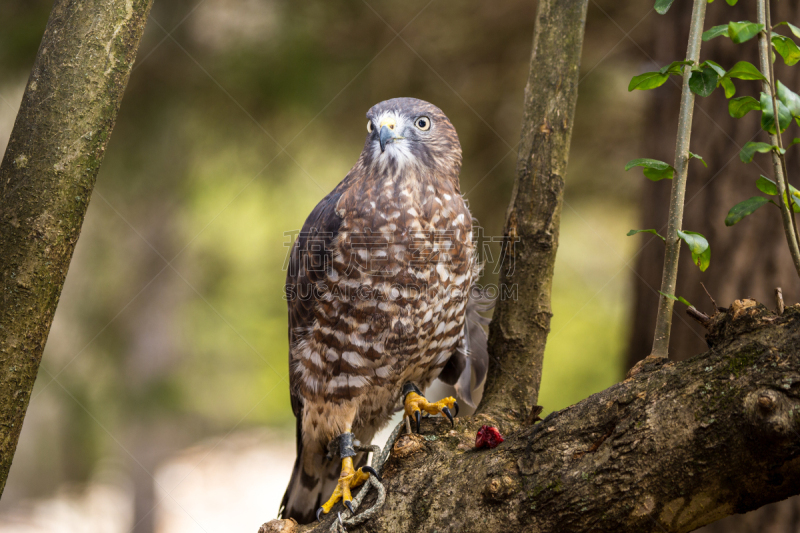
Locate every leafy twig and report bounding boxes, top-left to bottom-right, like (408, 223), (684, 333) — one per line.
(650, 0), (708, 359)
(756, 0), (800, 277)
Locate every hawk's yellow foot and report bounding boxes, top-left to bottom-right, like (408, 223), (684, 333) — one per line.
(315, 456), (380, 521)
(403, 383), (459, 433)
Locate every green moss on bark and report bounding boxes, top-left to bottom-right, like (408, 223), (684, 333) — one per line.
(0, 0), (154, 495)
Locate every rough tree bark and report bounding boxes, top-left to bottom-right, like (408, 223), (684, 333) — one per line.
(270, 302), (800, 533)
(628, 2), (800, 530)
(0, 0), (153, 496)
(481, 0), (589, 424)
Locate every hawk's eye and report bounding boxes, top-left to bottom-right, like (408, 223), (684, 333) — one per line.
(367, 121), (374, 133)
(415, 117), (431, 131)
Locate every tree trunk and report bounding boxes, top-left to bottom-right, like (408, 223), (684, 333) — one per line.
(481, 0), (589, 423)
(628, 2), (800, 530)
(0, 0), (153, 496)
(266, 303), (800, 533)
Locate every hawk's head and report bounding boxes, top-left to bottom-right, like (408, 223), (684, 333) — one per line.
(363, 98), (462, 176)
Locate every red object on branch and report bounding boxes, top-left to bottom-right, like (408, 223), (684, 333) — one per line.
(475, 425), (504, 449)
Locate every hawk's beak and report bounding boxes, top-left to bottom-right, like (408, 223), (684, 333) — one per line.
(379, 119), (401, 153)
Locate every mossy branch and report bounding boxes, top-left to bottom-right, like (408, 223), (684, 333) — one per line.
(0, 0), (153, 495)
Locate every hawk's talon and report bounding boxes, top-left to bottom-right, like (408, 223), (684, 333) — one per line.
(403, 390), (458, 434)
(317, 456), (373, 520)
(316, 507), (323, 522)
(344, 500), (354, 514)
(362, 465), (382, 482)
(442, 406), (454, 427)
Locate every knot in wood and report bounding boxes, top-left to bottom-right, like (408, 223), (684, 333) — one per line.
(532, 230), (554, 251)
(731, 298), (757, 320)
(392, 433), (425, 459)
(744, 389), (799, 441)
(483, 475), (515, 502)
(758, 392), (776, 413)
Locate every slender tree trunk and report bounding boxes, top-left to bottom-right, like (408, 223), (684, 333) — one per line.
(651, 0), (707, 359)
(628, 1), (800, 530)
(480, 0), (589, 424)
(0, 0), (153, 496)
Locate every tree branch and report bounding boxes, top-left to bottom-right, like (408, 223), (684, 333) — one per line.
(267, 301), (800, 533)
(0, 0), (153, 495)
(650, 0), (706, 358)
(480, 0), (589, 423)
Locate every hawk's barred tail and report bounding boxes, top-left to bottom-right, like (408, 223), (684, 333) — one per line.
(280, 419), (340, 524)
(280, 421), (370, 524)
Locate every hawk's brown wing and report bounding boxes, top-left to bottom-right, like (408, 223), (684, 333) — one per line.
(285, 185), (345, 417)
(281, 185), (345, 522)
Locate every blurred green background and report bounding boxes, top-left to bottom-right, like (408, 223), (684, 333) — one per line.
(0, 1), (652, 531)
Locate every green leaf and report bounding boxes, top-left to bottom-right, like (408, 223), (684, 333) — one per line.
(775, 21), (800, 39)
(627, 229), (666, 241)
(703, 25), (729, 41)
(700, 60), (726, 77)
(772, 35), (800, 66)
(726, 0), (738, 5)
(689, 66), (719, 97)
(625, 158), (675, 181)
(728, 96), (761, 118)
(777, 81), (800, 116)
(677, 230), (709, 255)
(628, 71), (670, 91)
(695, 246), (711, 272)
(728, 21), (764, 44)
(654, 0), (675, 14)
(792, 194), (800, 213)
(688, 152), (708, 167)
(659, 60), (694, 75)
(678, 230), (711, 272)
(724, 61), (767, 81)
(782, 188), (800, 212)
(725, 196), (771, 226)
(740, 141), (777, 163)
(756, 175), (779, 195)
(761, 92), (792, 134)
(720, 77), (736, 98)
(659, 291), (694, 308)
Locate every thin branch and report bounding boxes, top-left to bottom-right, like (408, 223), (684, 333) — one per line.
(700, 282), (718, 312)
(757, 0), (800, 278)
(686, 306), (711, 328)
(651, 0), (707, 358)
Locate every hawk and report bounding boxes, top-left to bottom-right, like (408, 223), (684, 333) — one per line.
(280, 98), (488, 524)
